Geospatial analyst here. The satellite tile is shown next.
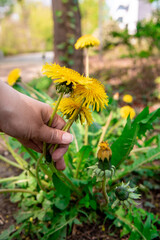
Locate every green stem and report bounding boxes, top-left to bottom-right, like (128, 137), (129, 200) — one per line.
(23, 146), (52, 179)
(75, 152), (85, 179)
(1, 135), (28, 168)
(71, 127), (79, 152)
(116, 215), (146, 240)
(23, 146), (37, 161)
(0, 176), (20, 184)
(48, 92), (64, 127)
(51, 101), (85, 154)
(43, 92), (64, 159)
(102, 174), (109, 206)
(21, 82), (48, 101)
(0, 189), (37, 195)
(36, 154), (46, 191)
(36, 93), (64, 190)
(85, 48), (89, 77)
(84, 48), (89, 145)
(0, 155), (23, 170)
(131, 146), (156, 153)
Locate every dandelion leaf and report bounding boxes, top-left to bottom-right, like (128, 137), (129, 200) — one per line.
(111, 117), (139, 167)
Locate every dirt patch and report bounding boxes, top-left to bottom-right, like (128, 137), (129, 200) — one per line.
(0, 148), (22, 233)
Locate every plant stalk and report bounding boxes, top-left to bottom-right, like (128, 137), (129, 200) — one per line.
(105, 119), (122, 139)
(102, 174), (109, 206)
(96, 111), (113, 156)
(84, 47), (89, 145)
(0, 189), (37, 195)
(0, 155), (23, 170)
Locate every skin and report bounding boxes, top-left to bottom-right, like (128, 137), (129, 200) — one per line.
(0, 81), (73, 170)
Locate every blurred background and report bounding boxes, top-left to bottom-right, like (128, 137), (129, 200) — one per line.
(0, 0), (160, 109)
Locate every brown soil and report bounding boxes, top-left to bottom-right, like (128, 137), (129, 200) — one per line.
(0, 144), (22, 234)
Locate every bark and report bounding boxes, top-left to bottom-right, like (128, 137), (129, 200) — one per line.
(52, 0), (83, 74)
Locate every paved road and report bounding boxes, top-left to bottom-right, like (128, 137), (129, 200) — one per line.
(0, 51), (54, 82)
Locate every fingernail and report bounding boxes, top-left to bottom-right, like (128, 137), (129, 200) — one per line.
(62, 132), (73, 143)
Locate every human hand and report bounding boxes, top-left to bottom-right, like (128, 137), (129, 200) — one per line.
(0, 81), (73, 170)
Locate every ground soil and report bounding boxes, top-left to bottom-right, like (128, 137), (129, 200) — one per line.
(0, 145), (22, 234)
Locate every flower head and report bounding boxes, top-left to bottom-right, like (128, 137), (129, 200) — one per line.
(72, 78), (108, 111)
(7, 68), (21, 86)
(75, 35), (100, 49)
(89, 141), (115, 181)
(123, 94), (133, 103)
(112, 182), (141, 209)
(58, 97), (93, 125)
(42, 63), (89, 89)
(97, 141), (112, 162)
(120, 106), (135, 120)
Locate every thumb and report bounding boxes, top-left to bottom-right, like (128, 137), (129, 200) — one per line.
(39, 125), (73, 145)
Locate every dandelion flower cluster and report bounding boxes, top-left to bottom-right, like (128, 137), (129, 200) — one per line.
(42, 63), (108, 125)
(75, 35), (100, 49)
(120, 106), (135, 120)
(123, 94), (133, 103)
(7, 68), (21, 86)
(58, 97), (93, 125)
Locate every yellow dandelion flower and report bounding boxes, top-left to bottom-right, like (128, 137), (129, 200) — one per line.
(72, 78), (108, 111)
(123, 94), (133, 103)
(120, 106), (136, 120)
(75, 35), (100, 49)
(58, 97), (93, 125)
(97, 141), (112, 161)
(42, 63), (89, 86)
(7, 68), (21, 86)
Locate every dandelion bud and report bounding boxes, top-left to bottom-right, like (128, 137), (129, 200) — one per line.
(115, 186), (129, 201)
(97, 141), (112, 162)
(112, 182), (141, 209)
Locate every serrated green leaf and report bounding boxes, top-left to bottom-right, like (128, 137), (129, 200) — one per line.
(0, 225), (15, 240)
(143, 215), (151, 239)
(14, 211), (33, 224)
(133, 107), (160, 137)
(52, 173), (70, 198)
(113, 144), (160, 181)
(111, 117), (139, 167)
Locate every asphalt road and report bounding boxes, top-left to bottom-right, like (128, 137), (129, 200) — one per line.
(0, 51), (54, 82)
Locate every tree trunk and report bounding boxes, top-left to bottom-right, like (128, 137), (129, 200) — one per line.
(52, 0), (83, 74)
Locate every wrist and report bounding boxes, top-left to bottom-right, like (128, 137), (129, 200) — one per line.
(0, 81), (20, 132)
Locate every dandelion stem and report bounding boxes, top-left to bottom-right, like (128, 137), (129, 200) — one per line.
(36, 154), (47, 192)
(0, 154), (23, 170)
(43, 92), (64, 159)
(0, 189), (37, 195)
(105, 119), (122, 139)
(96, 111), (113, 155)
(102, 174), (109, 206)
(84, 48), (89, 145)
(21, 82), (47, 101)
(85, 48), (89, 78)
(48, 92), (64, 127)
(1, 135), (28, 168)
